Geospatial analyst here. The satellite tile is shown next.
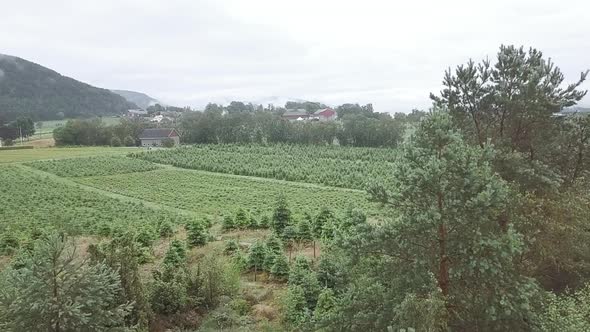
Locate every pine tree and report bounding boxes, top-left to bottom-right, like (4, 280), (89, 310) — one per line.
(89, 233), (152, 329)
(0, 234), (131, 331)
(272, 194), (292, 236)
(186, 220), (209, 247)
(382, 111), (539, 329)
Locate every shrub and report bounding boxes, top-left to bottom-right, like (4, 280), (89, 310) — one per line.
(111, 136), (122, 147)
(162, 137), (175, 148)
(224, 239), (239, 255)
(123, 135), (135, 147)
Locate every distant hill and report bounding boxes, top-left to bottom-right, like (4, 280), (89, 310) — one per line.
(111, 89), (159, 109)
(0, 54), (137, 122)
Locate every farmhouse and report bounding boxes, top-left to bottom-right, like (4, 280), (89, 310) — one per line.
(314, 108), (337, 121)
(282, 108), (338, 122)
(139, 128), (180, 147)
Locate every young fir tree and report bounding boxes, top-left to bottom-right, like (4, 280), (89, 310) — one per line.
(313, 208), (335, 239)
(297, 218), (314, 245)
(282, 225), (298, 260)
(248, 215), (259, 229)
(224, 239), (239, 255)
(0, 234), (131, 331)
(263, 250), (277, 272)
(88, 233), (152, 329)
(247, 240), (266, 281)
(163, 239), (187, 267)
(382, 111), (539, 330)
(265, 233), (284, 255)
(289, 255), (321, 308)
(314, 287), (337, 321)
(235, 208), (249, 229)
(222, 215), (235, 231)
(270, 253), (290, 280)
(259, 214), (271, 229)
(186, 220), (209, 247)
(272, 194), (292, 236)
(284, 284), (310, 326)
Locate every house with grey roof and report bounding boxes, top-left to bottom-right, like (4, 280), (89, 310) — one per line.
(139, 128), (180, 147)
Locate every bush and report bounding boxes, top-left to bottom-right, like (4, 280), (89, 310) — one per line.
(162, 137), (175, 148)
(2, 138), (14, 146)
(158, 221), (174, 238)
(224, 239), (239, 255)
(123, 135), (135, 147)
(110, 136), (122, 147)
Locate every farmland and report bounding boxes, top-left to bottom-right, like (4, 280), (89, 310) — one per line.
(75, 167), (381, 219)
(0, 146), (130, 163)
(27, 155), (161, 177)
(0, 165), (193, 243)
(131, 144), (398, 190)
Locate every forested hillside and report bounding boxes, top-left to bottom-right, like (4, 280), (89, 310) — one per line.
(0, 54), (136, 122)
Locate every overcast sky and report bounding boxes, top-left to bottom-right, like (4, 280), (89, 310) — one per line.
(1, 0), (589, 112)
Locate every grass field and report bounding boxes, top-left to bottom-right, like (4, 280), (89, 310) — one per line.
(0, 146), (134, 163)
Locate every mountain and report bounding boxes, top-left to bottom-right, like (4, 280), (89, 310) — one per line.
(111, 89), (160, 109)
(0, 54), (137, 122)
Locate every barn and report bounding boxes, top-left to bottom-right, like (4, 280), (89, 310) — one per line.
(139, 128), (180, 147)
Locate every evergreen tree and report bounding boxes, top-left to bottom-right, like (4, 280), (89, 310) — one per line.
(0, 234), (130, 331)
(163, 239), (187, 267)
(288, 255), (321, 307)
(222, 215), (235, 231)
(314, 287), (336, 321)
(247, 240), (266, 281)
(224, 239), (239, 255)
(270, 253), (290, 280)
(373, 112), (539, 329)
(265, 233), (283, 255)
(259, 215), (271, 229)
(272, 194), (292, 236)
(297, 218), (314, 244)
(314, 208), (335, 239)
(88, 234), (151, 329)
(248, 215), (259, 229)
(186, 220), (209, 247)
(235, 208), (248, 229)
(263, 250), (277, 272)
(284, 285), (309, 326)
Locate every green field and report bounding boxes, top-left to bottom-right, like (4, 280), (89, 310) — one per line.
(131, 144), (397, 190)
(75, 167), (382, 219)
(27, 155), (162, 177)
(0, 146), (134, 163)
(0, 165), (193, 240)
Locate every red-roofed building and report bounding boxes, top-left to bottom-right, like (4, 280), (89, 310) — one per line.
(314, 108), (337, 122)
